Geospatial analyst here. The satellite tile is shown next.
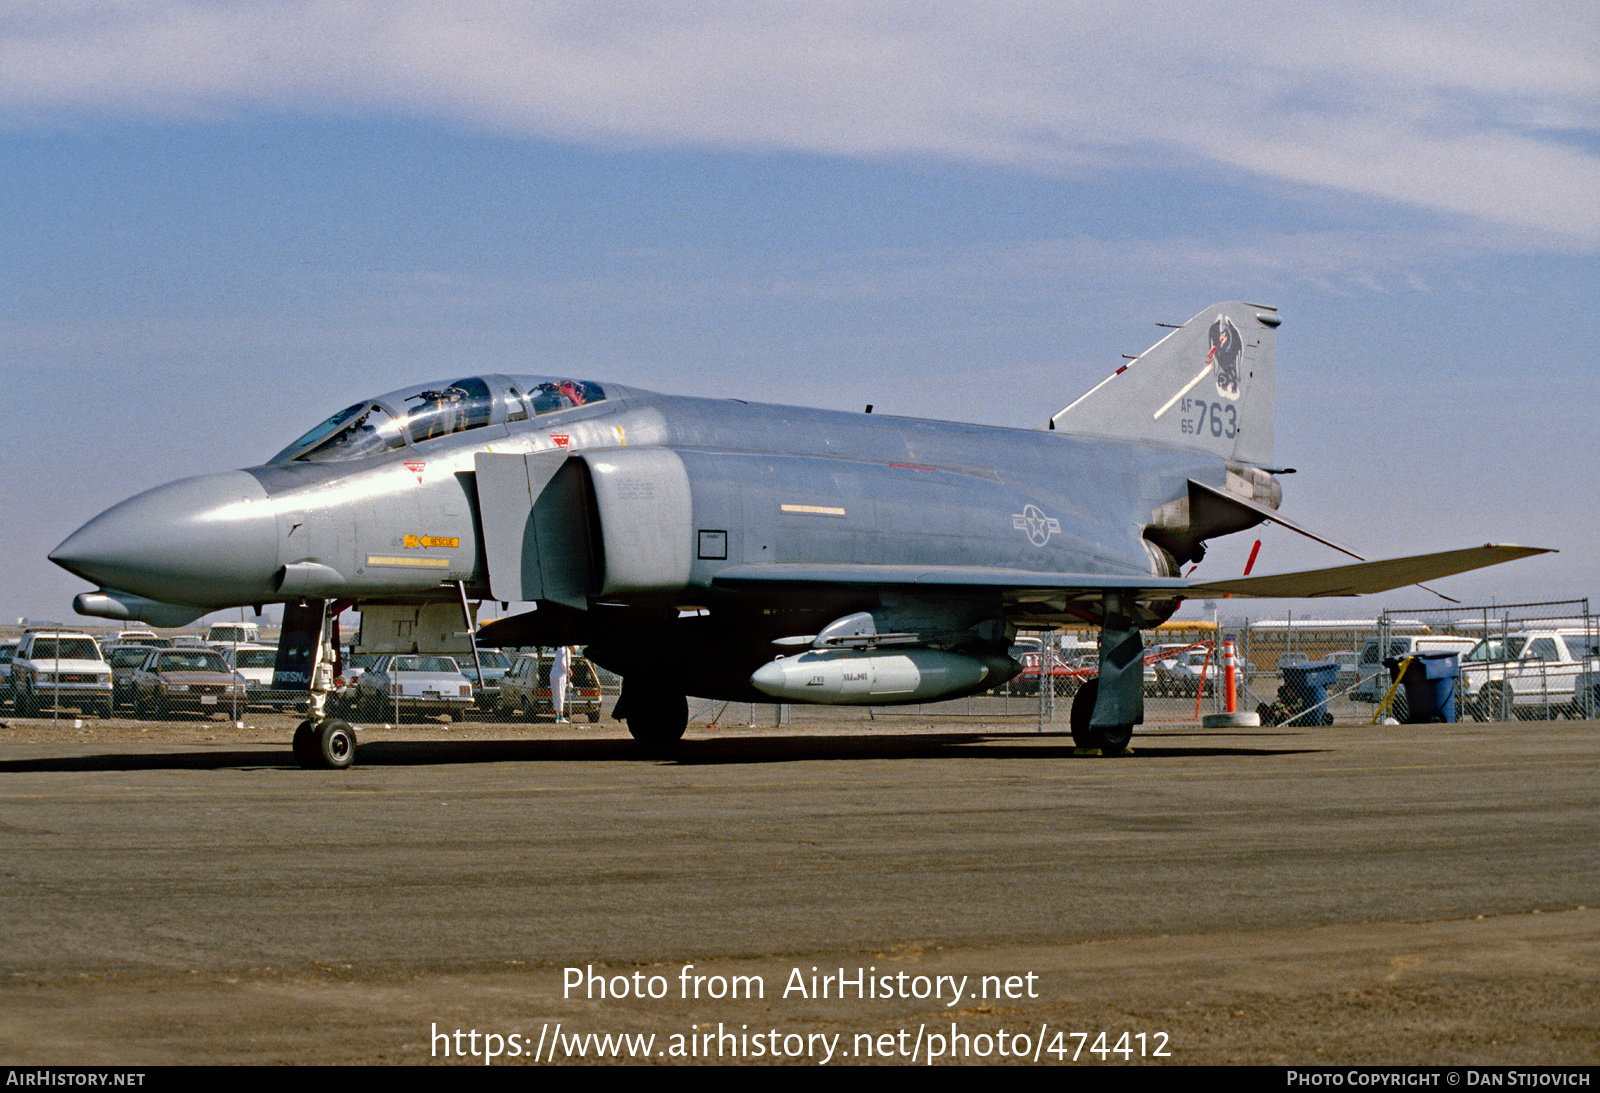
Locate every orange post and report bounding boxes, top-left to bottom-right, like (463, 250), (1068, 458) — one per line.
(1222, 638), (1238, 714)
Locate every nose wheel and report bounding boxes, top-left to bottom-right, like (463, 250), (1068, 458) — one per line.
(292, 717), (357, 769)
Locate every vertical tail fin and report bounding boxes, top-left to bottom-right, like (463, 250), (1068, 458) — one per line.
(1049, 301), (1278, 466)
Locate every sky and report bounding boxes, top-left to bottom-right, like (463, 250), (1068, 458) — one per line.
(3, 1), (1597, 628)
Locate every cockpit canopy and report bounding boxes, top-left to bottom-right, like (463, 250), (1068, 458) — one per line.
(271, 375), (609, 464)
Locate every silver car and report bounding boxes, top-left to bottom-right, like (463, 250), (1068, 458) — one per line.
(351, 654), (474, 721)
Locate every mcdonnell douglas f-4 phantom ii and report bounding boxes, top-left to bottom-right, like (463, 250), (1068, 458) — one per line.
(50, 301), (1548, 767)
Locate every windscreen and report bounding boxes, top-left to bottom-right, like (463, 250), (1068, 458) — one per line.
(158, 651), (228, 672)
(273, 375), (612, 464)
(29, 638), (101, 661)
(276, 402), (406, 464)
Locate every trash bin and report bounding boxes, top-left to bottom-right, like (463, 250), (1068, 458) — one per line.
(1259, 660), (1341, 726)
(1383, 653), (1460, 723)
(1285, 660), (1340, 725)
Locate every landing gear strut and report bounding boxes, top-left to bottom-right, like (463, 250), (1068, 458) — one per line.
(282, 598), (359, 770)
(1071, 598), (1142, 756)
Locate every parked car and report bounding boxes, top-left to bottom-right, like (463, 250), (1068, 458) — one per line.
(1331, 649), (1360, 690)
(204, 622), (260, 647)
(331, 651), (382, 708)
(1160, 647), (1217, 697)
(1147, 643), (1196, 695)
(1010, 643), (1096, 697)
(0, 639), (17, 709)
(102, 644), (160, 711)
(1570, 642), (1600, 720)
(221, 644), (298, 708)
(458, 649), (513, 710)
(1461, 629), (1598, 720)
(114, 629), (168, 648)
(10, 631), (112, 717)
(498, 652), (603, 722)
(350, 654), (474, 721)
(129, 648), (246, 718)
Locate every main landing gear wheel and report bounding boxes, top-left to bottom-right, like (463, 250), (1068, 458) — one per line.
(293, 718), (357, 770)
(622, 687), (688, 752)
(1069, 678), (1133, 756)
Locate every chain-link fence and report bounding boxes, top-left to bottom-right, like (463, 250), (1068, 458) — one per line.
(1226, 618), (1376, 726)
(1222, 601), (1597, 725)
(17, 605), (1594, 729)
(1378, 600), (1595, 723)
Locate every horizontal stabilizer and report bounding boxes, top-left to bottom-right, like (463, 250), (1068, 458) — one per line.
(1190, 545), (1553, 598)
(1187, 479), (1362, 560)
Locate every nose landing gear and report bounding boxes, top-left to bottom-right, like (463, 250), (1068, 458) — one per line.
(281, 598), (360, 770)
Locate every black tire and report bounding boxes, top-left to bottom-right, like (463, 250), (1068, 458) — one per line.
(1478, 683), (1510, 723)
(18, 685), (35, 718)
(291, 719), (318, 768)
(624, 687), (688, 749)
(1070, 678), (1099, 747)
(1068, 678), (1131, 754)
(587, 710), (600, 723)
(314, 720), (356, 769)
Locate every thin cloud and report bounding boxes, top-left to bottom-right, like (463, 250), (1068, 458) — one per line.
(3, 2), (1598, 242)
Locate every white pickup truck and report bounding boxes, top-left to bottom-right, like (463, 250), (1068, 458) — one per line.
(1462, 629), (1598, 720)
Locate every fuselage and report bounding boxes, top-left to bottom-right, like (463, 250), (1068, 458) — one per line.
(53, 374), (1218, 610)
(51, 371), (1245, 700)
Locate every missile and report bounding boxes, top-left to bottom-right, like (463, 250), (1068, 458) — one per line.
(749, 648), (1021, 705)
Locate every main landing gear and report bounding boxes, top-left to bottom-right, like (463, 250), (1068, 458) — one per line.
(1069, 601), (1142, 756)
(1069, 679), (1134, 755)
(613, 678), (688, 754)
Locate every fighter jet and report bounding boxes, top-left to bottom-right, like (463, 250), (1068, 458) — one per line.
(50, 302), (1547, 767)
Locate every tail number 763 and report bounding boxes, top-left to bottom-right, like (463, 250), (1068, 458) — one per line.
(1180, 398), (1237, 439)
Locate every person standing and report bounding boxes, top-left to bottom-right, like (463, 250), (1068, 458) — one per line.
(552, 644), (571, 724)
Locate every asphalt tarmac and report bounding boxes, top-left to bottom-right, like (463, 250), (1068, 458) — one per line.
(0, 704), (1594, 1065)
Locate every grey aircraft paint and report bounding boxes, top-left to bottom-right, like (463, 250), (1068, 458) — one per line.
(49, 302), (1547, 762)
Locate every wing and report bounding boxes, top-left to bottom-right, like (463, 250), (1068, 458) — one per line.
(712, 545), (1553, 628)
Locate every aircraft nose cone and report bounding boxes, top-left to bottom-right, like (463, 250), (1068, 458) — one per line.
(50, 471), (279, 606)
